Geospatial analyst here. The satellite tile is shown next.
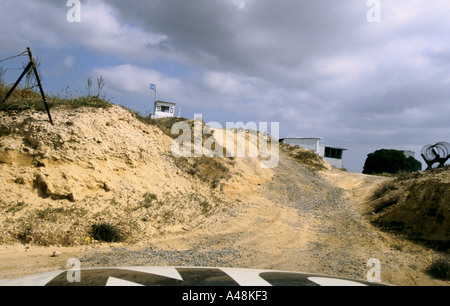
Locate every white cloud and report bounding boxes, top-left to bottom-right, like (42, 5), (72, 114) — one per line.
(0, 0), (65, 52)
(202, 71), (262, 98)
(92, 64), (181, 97)
(0, 0), (167, 61)
(62, 56), (75, 69)
(71, 2), (167, 60)
(230, 0), (252, 10)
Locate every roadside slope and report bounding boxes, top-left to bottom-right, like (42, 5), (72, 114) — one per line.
(0, 105), (240, 245)
(0, 106), (448, 286)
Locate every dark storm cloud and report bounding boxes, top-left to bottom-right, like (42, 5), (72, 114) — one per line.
(106, 0), (368, 82)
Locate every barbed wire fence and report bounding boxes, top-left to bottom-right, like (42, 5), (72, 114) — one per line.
(0, 50), (44, 91)
(0, 51), (28, 85)
(0, 47), (53, 124)
(421, 142), (450, 170)
(0, 50), (28, 64)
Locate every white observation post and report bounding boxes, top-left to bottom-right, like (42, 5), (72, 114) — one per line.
(151, 101), (176, 119)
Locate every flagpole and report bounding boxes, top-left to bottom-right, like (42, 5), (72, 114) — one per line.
(154, 84), (157, 103)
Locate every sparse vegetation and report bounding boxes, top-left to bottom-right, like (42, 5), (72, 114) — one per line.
(124, 109), (234, 189)
(199, 200), (213, 216)
(15, 223), (76, 246)
(135, 192), (158, 210)
(35, 207), (66, 222)
(5, 201), (27, 214)
(143, 116), (191, 139)
(0, 75), (111, 112)
(280, 143), (327, 172)
(173, 156), (232, 188)
(16, 226), (33, 244)
(34, 206), (88, 222)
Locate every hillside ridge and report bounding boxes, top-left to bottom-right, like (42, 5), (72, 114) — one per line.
(0, 105), (448, 285)
(0, 105), (253, 245)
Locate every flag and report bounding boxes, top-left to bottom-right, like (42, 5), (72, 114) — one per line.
(150, 83), (156, 91)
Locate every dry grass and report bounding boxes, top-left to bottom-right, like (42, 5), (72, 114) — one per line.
(0, 78), (112, 112)
(280, 143), (327, 172)
(132, 114), (235, 189)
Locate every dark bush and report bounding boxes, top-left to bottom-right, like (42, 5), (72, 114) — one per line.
(90, 223), (124, 242)
(426, 258), (450, 280)
(363, 149), (422, 175)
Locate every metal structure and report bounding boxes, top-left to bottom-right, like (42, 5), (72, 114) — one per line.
(1, 47), (53, 125)
(421, 142), (450, 170)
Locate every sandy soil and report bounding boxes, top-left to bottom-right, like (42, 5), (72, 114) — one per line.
(1, 156), (448, 286)
(0, 107), (448, 286)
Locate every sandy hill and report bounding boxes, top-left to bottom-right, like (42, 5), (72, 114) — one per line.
(0, 104), (449, 285)
(0, 105), (275, 245)
(1, 105), (448, 250)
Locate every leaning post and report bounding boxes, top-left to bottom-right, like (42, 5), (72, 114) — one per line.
(26, 47), (54, 125)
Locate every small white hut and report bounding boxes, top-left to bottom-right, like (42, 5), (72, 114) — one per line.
(151, 101), (176, 119)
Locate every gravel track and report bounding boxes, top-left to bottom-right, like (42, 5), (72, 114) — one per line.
(78, 153), (449, 285)
(79, 153), (376, 281)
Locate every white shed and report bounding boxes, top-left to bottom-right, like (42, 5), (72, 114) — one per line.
(151, 101), (176, 119)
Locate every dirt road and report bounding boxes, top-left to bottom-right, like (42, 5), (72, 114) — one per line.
(0, 152), (448, 286)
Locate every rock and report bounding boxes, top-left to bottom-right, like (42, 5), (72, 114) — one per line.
(51, 250), (62, 257)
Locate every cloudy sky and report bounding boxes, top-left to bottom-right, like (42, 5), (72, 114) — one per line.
(1, 0), (449, 172)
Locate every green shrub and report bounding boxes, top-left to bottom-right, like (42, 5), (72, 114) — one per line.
(363, 149), (422, 175)
(199, 200), (212, 215)
(136, 192), (158, 209)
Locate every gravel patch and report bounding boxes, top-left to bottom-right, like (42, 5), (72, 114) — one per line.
(81, 246), (248, 268)
(261, 154), (347, 215)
